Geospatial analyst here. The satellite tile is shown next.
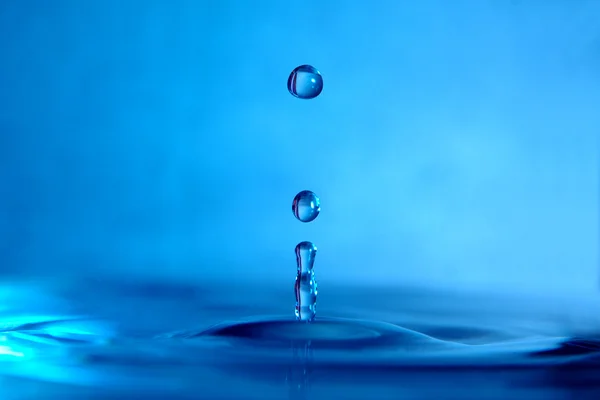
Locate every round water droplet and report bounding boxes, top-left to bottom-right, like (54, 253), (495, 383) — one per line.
(287, 65), (323, 99)
(292, 190), (321, 223)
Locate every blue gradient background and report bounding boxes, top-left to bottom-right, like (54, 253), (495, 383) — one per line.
(0, 0), (598, 298)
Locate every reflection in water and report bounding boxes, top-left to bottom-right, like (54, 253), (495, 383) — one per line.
(286, 341), (313, 400)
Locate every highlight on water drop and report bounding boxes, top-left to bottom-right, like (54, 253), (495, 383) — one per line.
(287, 65), (323, 99)
(292, 190), (321, 223)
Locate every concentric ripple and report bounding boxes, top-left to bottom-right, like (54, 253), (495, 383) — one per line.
(162, 316), (453, 351)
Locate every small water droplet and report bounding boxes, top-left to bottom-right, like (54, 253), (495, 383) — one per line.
(292, 191), (320, 223)
(295, 241), (318, 322)
(287, 65), (323, 100)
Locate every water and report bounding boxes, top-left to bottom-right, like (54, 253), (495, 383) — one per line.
(287, 65), (324, 100)
(1, 278), (600, 399)
(292, 190), (321, 223)
(292, 190), (319, 321)
(295, 242), (318, 322)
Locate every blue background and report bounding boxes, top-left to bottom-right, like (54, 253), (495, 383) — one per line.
(0, 0), (598, 298)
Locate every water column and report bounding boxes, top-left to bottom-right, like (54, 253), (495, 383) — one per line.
(292, 190), (320, 322)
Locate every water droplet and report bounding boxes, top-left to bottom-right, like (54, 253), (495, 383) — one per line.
(295, 241), (318, 322)
(292, 190), (320, 223)
(287, 65), (323, 100)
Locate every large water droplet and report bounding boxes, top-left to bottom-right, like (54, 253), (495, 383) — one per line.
(287, 65), (323, 100)
(295, 241), (318, 322)
(292, 190), (320, 223)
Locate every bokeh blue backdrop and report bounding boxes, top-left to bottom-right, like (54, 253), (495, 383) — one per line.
(0, 0), (598, 298)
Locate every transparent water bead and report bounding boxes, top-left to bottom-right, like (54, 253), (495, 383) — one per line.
(292, 191), (320, 223)
(287, 65), (323, 100)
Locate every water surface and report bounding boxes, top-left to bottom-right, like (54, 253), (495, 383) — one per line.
(1, 278), (599, 399)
